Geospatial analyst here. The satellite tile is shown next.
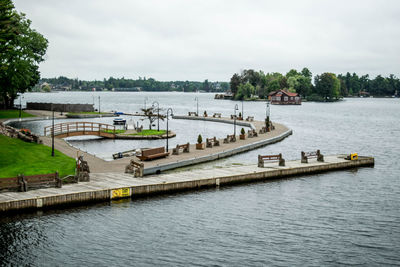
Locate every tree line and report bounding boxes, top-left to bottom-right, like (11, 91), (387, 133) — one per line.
(230, 69), (400, 101)
(39, 76), (229, 93)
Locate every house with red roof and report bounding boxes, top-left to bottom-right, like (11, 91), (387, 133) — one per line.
(268, 90), (301, 105)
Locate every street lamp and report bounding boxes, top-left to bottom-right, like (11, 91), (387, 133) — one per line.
(166, 108), (173, 152)
(194, 97), (199, 116)
(51, 103), (55, 157)
(241, 99), (244, 119)
(152, 101), (160, 131)
(98, 96), (101, 114)
(234, 104), (239, 136)
(144, 96), (148, 109)
(266, 100), (271, 129)
(19, 93), (24, 119)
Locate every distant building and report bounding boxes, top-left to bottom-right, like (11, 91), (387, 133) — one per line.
(268, 90), (301, 105)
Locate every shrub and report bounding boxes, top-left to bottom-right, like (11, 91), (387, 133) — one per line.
(241, 128), (245, 135)
(197, 134), (203, 144)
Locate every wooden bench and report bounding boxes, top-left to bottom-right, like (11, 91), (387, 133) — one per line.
(206, 137), (220, 148)
(203, 111), (208, 117)
(137, 147), (169, 161)
(213, 113), (222, 118)
(248, 129), (258, 138)
(230, 115), (237, 119)
(0, 173), (62, 192)
(188, 111), (198, 116)
(125, 160), (144, 177)
(301, 150), (324, 163)
(223, 134), (236, 143)
(173, 143), (190, 155)
(259, 126), (267, 134)
(258, 154), (285, 167)
(246, 116), (254, 121)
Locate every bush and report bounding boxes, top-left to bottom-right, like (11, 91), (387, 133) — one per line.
(241, 128), (245, 135)
(197, 134), (203, 144)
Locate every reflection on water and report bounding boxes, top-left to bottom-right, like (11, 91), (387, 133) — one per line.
(2, 93), (400, 265)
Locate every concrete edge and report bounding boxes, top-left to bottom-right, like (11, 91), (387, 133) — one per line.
(172, 115), (256, 130)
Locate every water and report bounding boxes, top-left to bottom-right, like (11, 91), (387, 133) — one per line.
(1, 92), (400, 266)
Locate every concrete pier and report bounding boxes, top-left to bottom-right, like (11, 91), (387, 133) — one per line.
(0, 155), (374, 213)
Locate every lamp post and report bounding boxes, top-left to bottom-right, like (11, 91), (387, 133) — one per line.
(98, 96), (101, 114)
(144, 97), (148, 109)
(19, 93), (23, 119)
(241, 99), (244, 119)
(234, 104), (238, 136)
(166, 108), (173, 152)
(194, 97), (199, 116)
(51, 103), (55, 157)
(152, 101), (160, 131)
(266, 100), (270, 128)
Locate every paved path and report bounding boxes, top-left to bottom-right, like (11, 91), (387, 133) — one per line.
(41, 117), (290, 173)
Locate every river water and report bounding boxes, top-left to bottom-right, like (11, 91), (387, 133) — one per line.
(1, 92), (400, 266)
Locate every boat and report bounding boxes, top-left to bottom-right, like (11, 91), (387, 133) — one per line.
(112, 149), (137, 160)
(113, 118), (126, 125)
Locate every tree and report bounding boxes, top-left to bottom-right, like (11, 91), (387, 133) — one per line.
(230, 73), (241, 96)
(140, 107), (165, 130)
(314, 73), (340, 100)
(0, 1), (48, 109)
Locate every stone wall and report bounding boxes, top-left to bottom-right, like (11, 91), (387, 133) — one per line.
(26, 102), (94, 112)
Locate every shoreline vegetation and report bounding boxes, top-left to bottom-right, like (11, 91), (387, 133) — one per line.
(0, 110), (36, 119)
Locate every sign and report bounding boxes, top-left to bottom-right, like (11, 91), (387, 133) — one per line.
(350, 153), (358, 160)
(111, 188), (131, 199)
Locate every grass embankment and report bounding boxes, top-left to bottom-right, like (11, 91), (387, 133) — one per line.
(129, 129), (166, 136)
(0, 109), (35, 119)
(0, 135), (76, 178)
(102, 129), (126, 134)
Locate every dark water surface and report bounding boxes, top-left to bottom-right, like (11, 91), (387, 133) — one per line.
(1, 92), (400, 266)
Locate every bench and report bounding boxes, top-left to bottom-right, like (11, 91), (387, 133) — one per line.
(206, 137), (220, 148)
(301, 150), (324, 163)
(173, 143), (190, 155)
(203, 111), (208, 117)
(0, 173), (62, 192)
(137, 147), (169, 161)
(258, 154), (285, 167)
(125, 160), (144, 177)
(230, 115), (237, 119)
(248, 129), (258, 138)
(188, 111), (198, 116)
(223, 134), (236, 143)
(246, 116), (254, 121)
(213, 113), (222, 118)
(259, 126), (267, 134)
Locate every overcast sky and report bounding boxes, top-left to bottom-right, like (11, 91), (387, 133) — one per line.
(13, 0), (400, 81)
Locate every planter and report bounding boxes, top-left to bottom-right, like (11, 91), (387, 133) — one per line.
(196, 143), (205, 150)
(240, 134), (246, 140)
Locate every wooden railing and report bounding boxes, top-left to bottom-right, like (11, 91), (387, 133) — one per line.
(44, 122), (116, 138)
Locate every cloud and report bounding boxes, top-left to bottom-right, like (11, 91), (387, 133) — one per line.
(13, 0), (400, 81)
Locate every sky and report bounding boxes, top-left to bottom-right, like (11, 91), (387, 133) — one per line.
(13, 0), (400, 81)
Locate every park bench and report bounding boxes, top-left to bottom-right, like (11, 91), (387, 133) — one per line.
(213, 113), (222, 118)
(137, 147), (169, 161)
(230, 115), (237, 119)
(125, 159), (144, 177)
(188, 112), (197, 116)
(206, 137), (220, 148)
(246, 116), (254, 121)
(203, 111), (208, 117)
(259, 126), (267, 134)
(173, 143), (190, 155)
(0, 173), (62, 192)
(301, 150), (324, 163)
(258, 154), (285, 167)
(248, 129), (258, 138)
(223, 134), (236, 143)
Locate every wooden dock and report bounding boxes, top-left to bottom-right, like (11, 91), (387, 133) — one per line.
(0, 155), (374, 213)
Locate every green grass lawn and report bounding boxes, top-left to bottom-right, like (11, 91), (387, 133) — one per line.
(0, 109), (35, 119)
(0, 135), (76, 178)
(129, 129), (166, 136)
(102, 129), (126, 134)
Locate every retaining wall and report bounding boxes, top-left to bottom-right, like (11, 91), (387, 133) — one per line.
(26, 102), (94, 112)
